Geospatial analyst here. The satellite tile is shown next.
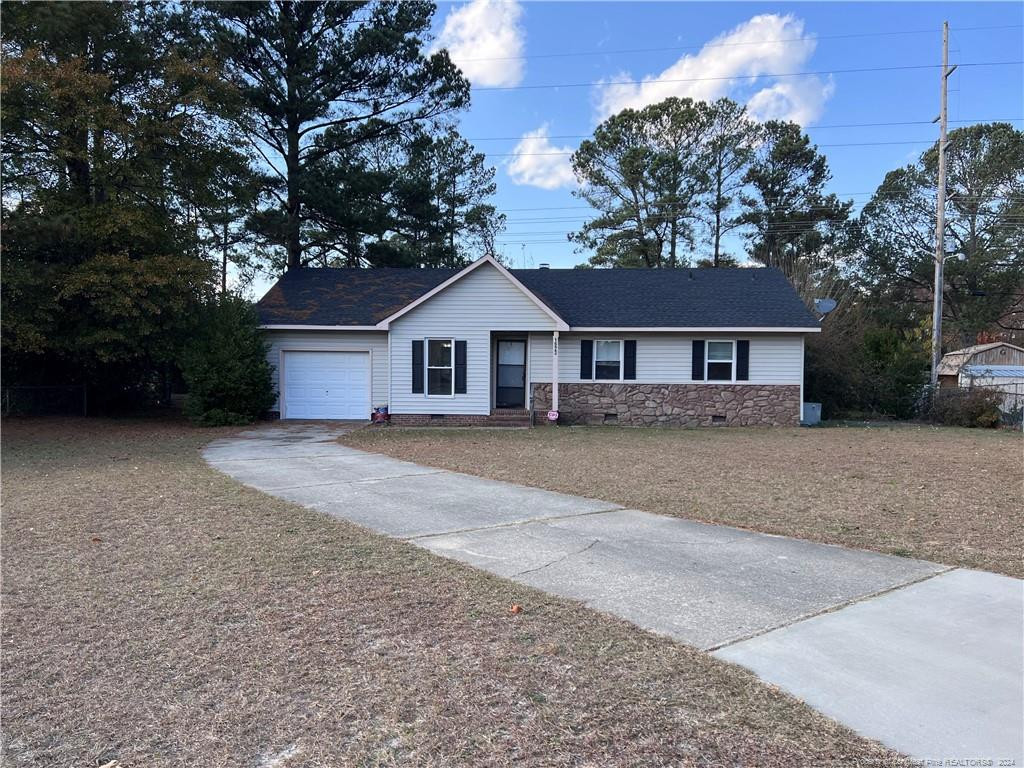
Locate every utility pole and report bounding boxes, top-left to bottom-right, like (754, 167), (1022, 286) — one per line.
(931, 21), (957, 386)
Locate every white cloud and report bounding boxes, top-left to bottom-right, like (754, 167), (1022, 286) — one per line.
(593, 14), (833, 126)
(746, 76), (835, 125)
(432, 0), (525, 88)
(507, 124), (576, 190)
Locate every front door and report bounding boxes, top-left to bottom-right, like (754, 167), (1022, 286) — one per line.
(496, 340), (527, 409)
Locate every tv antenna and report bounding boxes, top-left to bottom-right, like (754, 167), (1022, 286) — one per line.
(814, 298), (838, 319)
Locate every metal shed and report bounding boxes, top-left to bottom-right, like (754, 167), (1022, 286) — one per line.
(938, 343), (1024, 413)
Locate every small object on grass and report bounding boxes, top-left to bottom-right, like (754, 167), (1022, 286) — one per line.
(508, 603), (523, 615)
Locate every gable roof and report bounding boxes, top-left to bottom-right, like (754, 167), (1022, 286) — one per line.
(256, 261), (820, 330)
(376, 255), (569, 330)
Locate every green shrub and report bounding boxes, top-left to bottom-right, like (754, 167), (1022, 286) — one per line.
(923, 387), (1004, 428)
(180, 295), (275, 426)
(805, 305), (929, 420)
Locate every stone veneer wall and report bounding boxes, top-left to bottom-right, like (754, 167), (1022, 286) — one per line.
(531, 383), (800, 427)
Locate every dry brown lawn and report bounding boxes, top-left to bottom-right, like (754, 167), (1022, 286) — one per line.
(343, 423), (1023, 579)
(1, 418), (908, 767)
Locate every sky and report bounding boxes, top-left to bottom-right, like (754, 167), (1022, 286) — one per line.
(430, 0), (1023, 269)
(248, 1), (1022, 296)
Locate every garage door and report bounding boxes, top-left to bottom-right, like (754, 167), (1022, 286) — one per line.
(282, 351), (370, 420)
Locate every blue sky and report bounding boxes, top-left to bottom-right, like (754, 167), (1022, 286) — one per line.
(430, 1), (1024, 269)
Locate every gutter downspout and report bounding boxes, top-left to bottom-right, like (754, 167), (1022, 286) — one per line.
(799, 334), (805, 424)
(551, 330), (560, 419)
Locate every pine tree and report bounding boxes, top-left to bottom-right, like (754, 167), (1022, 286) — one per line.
(205, 1), (470, 270)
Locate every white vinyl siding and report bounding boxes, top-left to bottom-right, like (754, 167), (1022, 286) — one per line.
(748, 336), (804, 383)
(528, 332), (805, 385)
(264, 330), (389, 412)
(390, 262), (557, 415)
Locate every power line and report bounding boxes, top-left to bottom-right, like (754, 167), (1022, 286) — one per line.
(472, 60), (1021, 92)
(496, 226), (1024, 243)
(499, 219), (855, 235)
(498, 210), (1024, 229)
(467, 118), (1024, 142)
(497, 193), (1024, 212)
(452, 24), (1024, 63)
(498, 197), (1024, 223)
(487, 139), (946, 157)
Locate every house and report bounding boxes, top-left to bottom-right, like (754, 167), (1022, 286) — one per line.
(255, 255), (820, 427)
(937, 342), (1024, 413)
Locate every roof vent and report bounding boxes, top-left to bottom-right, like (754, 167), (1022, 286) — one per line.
(539, 263), (550, 269)
(688, 270), (694, 280)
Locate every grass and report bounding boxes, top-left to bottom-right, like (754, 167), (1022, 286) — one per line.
(0, 417), (909, 767)
(342, 423), (1023, 579)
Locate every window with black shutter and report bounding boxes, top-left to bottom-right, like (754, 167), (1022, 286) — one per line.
(455, 340), (467, 394)
(736, 340), (750, 381)
(412, 340), (424, 393)
(691, 340), (705, 381)
(580, 339), (593, 379)
(624, 340), (637, 380)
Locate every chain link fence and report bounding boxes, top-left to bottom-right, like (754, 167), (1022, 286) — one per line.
(964, 379), (1024, 425)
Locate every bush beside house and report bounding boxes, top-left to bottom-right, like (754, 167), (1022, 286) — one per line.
(181, 296), (276, 426)
(804, 306), (930, 421)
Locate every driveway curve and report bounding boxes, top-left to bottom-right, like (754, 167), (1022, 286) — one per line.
(204, 423), (1023, 763)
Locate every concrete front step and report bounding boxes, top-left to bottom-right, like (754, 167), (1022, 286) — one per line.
(489, 409), (531, 426)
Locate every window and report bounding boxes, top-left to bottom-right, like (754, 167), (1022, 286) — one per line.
(595, 340), (622, 380)
(706, 340), (734, 381)
(426, 339), (454, 395)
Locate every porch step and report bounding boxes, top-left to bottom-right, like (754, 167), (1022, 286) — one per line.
(488, 408), (532, 427)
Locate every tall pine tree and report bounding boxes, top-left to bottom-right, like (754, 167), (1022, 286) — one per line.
(204, 1), (470, 270)
(739, 121), (853, 295)
(570, 97), (710, 268)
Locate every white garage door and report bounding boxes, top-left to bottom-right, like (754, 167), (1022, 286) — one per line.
(282, 351), (370, 420)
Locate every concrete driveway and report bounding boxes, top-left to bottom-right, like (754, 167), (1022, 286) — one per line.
(204, 423), (1024, 764)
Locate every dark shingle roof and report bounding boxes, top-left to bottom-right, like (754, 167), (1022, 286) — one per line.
(514, 267), (819, 328)
(256, 265), (819, 329)
(256, 268), (457, 326)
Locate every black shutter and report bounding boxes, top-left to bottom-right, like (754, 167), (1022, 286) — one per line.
(624, 340), (637, 380)
(454, 340), (467, 394)
(691, 340), (705, 381)
(736, 340), (750, 381)
(580, 339), (593, 379)
(412, 340), (424, 393)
